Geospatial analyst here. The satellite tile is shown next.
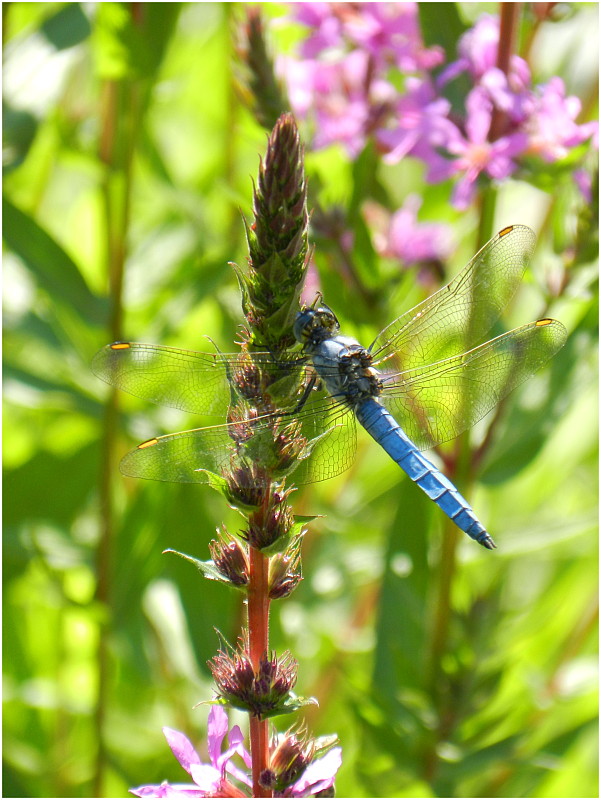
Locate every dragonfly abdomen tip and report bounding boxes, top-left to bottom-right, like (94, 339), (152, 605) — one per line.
(479, 533), (497, 550)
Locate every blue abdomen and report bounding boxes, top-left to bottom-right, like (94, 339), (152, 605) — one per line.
(355, 398), (495, 549)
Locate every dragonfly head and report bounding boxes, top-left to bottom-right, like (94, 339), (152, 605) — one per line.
(294, 304), (340, 347)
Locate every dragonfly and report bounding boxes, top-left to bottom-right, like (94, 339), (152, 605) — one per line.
(92, 224), (567, 549)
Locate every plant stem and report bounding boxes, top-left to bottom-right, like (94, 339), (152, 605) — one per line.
(249, 715), (271, 798)
(94, 72), (138, 797)
(476, 186), (497, 250)
(248, 546), (270, 665)
(248, 539), (271, 796)
(490, 3), (521, 141)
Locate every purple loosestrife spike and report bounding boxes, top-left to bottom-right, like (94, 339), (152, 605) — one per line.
(238, 7), (288, 131)
(236, 113), (310, 352)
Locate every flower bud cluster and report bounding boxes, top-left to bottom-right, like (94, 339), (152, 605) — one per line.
(268, 539), (303, 600)
(263, 727), (315, 791)
(209, 533), (249, 587)
(246, 492), (294, 551)
(209, 643), (298, 719)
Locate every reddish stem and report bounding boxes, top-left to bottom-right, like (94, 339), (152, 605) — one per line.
(489, 3), (521, 141)
(247, 543), (271, 797)
(248, 546), (270, 665)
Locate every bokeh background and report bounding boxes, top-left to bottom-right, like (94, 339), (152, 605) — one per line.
(3, 3), (598, 798)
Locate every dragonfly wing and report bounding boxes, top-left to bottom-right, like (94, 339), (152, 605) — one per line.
(379, 319), (567, 450)
(370, 225), (537, 370)
(92, 342), (309, 416)
(120, 393), (358, 487)
(292, 400), (357, 484)
(120, 425), (238, 483)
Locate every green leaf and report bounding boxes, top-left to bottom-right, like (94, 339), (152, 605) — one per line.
(373, 480), (431, 699)
(290, 514), (319, 532)
(2, 197), (106, 325)
(260, 515), (317, 556)
(262, 691), (319, 719)
(313, 734), (341, 758)
(349, 143), (380, 215)
(40, 3), (91, 51)
(163, 548), (246, 591)
(418, 3), (467, 59)
(482, 306), (596, 483)
(210, 691), (318, 720)
(418, 3), (470, 116)
(93, 3), (182, 81)
(2, 105), (38, 174)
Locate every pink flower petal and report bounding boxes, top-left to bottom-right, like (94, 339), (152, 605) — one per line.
(228, 725), (252, 769)
(189, 763), (221, 793)
(465, 88), (492, 144)
(291, 747), (343, 796)
(451, 173), (477, 210)
(207, 706), (229, 767)
(162, 729), (202, 775)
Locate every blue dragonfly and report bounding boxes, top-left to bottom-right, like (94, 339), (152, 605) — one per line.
(92, 225), (567, 549)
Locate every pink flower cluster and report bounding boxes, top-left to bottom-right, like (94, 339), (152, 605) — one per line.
(280, 5), (598, 210)
(130, 706), (342, 798)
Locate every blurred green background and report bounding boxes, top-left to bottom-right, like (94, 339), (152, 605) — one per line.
(3, 3), (598, 798)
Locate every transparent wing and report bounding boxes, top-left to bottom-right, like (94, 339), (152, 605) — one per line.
(291, 400), (357, 485)
(91, 342), (309, 416)
(120, 424), (243, 483)
(370, 225), (537, 370)
(379, 319), (567, 450)
(119, 394), (358, 487)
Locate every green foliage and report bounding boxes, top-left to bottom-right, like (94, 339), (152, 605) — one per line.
(164, 548), (247, 591)
(211, 691), (319, 721)
(3, 3), (597, 799)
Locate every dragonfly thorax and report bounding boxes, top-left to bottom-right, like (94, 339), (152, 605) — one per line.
(311, 335), (383, 408)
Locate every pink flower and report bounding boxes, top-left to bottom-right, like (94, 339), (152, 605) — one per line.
(130, 707), (251, 798)
(281, 5), (596, 204)
(445, 87), (528, 209)
(377, 78), (458, 181)
(280, 49), (396, 158)
(130, 707), (342, 798)
(383, 196), (454, 266)
(291, 2), (442, 72)
(342, 2), (444, 72)
(283, 747), (343, 797)
(293, 3), (345, 58)
(477, 66), (534, 124)
(526, 76), (598, 162)
(437, 14), (533, 126)
(438, 14), (529, 87)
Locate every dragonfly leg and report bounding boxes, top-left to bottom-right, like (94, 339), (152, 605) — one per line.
(291, 373), (320, 414)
